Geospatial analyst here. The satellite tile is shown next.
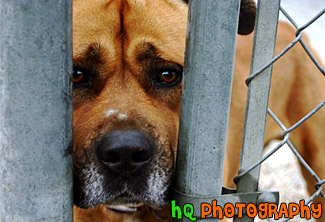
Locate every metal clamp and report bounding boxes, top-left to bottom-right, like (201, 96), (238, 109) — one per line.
(172, 187), (279, 218)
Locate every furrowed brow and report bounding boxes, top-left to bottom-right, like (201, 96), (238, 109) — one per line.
(136, 42), (158, 62)
(74, 42), (103, 66)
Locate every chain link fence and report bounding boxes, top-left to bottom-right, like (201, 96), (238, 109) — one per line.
(233, 1), (325, 221)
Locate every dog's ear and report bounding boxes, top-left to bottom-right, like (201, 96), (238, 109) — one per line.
(238, 0), (256, 35)
(183, 0), (256, 35)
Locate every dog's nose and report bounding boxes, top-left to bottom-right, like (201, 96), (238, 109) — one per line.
(95, 130), (155, 176)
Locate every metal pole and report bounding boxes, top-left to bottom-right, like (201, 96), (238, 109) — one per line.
(234, 0), (280, 221)
(173, 0), (240, 221)
(0, 1), (73, 222)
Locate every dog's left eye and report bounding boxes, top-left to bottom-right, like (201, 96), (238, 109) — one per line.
(152, 68), (182, 88)
(149, 57), (183, 88)
(160, 70), (179, 83)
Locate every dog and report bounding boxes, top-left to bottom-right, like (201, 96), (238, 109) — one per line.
(72, 0), (325, 221)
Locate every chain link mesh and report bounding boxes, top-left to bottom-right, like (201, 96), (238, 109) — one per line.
(234, 2), (325, 221)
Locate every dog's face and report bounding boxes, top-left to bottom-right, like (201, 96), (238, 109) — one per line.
(73, 0), (188, 210)
(72, 0), (255, 213)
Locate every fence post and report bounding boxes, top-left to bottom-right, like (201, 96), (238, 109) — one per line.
(173, 0), (240, 221)
(234, 0), (280, 221)
(0, 1), (73, 222)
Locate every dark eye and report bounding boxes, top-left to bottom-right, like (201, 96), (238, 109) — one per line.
(160, 70), (178, 83)
(153, 68), (182, 88)
(72, 66), (93, 87)
(149, 57), (183, 88)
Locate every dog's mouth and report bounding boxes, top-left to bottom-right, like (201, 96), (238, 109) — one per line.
(74, 161), (171, 210)
(105, 203), (144, 214)
(103, 192), (143, 209)
(103, 193), (145, 214)
(101, 187), (167, 213)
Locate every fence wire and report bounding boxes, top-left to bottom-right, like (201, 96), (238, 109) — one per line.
(233, 2), (325, 221)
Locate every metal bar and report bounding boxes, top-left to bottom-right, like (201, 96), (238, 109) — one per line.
(245, 32), (302, 85)
(173, 0), (241, 221)
(0, 1), (73, 222)
(234, 0), (280, 221)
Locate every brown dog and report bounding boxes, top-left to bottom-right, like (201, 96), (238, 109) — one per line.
(72, 0), (325, 221)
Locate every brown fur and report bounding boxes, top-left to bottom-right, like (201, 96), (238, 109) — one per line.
(73, 0), (325, 221)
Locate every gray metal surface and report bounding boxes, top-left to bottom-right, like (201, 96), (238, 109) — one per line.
(0, 1), (73, 221)
(234, 0), (280, 221)
(173, 0), (241, 221)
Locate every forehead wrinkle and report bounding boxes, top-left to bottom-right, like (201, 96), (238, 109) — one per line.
(74, 40), (117, 66)
(73, 42), (101, 61)
(136, 42), (158, 62)
(126, 38), (161, 63)
(86, 42), (102, 61)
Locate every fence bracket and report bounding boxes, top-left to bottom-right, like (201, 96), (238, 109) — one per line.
(173, 187), (279, 218)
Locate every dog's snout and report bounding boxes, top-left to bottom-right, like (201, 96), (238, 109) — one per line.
(96, 130), (155, 176)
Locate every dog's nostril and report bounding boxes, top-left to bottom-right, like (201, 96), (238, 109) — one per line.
(131, 151), (151, 163)
(105, 151), (120, 164)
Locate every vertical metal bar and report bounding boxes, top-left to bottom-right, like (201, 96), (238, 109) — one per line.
(234, 0), (280, 221)
(0, 1), (72, 222)
(173, 0), (240, 221)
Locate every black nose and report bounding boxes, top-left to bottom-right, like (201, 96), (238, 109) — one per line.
(95, 130), (155, 177)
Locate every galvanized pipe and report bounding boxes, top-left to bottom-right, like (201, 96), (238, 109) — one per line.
(234, 0), (280, 221)
(173, 0), (241, 221)
(0, 1), (73, 222)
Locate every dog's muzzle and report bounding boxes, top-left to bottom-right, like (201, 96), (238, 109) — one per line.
(74, 128), (171, 209)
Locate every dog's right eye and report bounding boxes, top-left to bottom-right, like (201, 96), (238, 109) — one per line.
(72, 66), (93, 87)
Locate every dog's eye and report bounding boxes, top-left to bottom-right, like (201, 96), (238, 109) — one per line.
(160, 70), (178, 83)
(72, 70), (85, 83)
(72, 66), (92, 87)
(152, 68), (182, 88)
(150, 58), (183, 88)
(156, 68), (182, 86)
